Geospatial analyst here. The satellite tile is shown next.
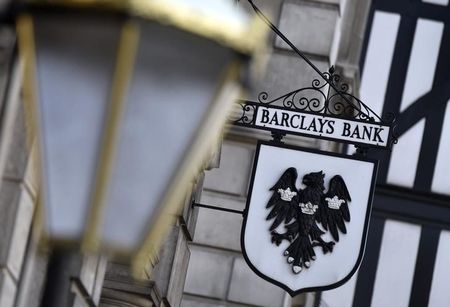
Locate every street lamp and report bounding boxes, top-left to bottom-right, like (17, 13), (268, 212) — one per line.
(16, 0), (265, 275)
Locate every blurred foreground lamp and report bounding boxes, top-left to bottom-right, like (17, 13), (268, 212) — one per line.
(17, 0), (264, 272)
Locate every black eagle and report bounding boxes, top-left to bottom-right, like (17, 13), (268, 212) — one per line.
(267, 167), (351, 274)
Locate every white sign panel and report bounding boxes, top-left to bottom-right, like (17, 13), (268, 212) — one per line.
(241, 142), (377, 295)
(254, 106), (391, 148)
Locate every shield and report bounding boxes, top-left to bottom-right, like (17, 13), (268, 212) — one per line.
(241, 141), (378, 296)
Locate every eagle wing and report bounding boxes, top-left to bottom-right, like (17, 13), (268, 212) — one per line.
(316, 175), (351, 241)
(266, 167), (299, 231)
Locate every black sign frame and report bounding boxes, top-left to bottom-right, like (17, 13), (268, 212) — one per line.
(240, 141), (379, 296)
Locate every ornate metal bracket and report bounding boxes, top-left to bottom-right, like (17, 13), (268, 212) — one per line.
(233, 1), (398, 150)
(231, 67), (398, 150)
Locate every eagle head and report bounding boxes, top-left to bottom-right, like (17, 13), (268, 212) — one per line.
(302, 171), (325, 191)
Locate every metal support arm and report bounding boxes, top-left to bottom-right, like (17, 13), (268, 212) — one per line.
(192, 202), (244, 215)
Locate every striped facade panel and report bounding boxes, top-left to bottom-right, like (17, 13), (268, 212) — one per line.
(386, 119), (425, 187)
(360, 11), (400, 117)
(431, 100), (450, 194)
(370, 220), (421, 307)
(321, 275), (357, 307)
(319, 0), (450, 306)
(428, 231), (450, 307)
(399, 18), (443, 112)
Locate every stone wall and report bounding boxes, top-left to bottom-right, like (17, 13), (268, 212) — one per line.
(182, 141), (290, 307)
(180, 0), (367, 306)
(0, 26), (40, 307)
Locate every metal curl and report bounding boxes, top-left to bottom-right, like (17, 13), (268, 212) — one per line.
(331, 74), (341, 85)
(389, 129), (399, 148)
(359, 113), (371, 121)
(385, 112), (399, 148)
(258, 92), (269, 103)
(309, 98), (323, 111)
(340, 83), (349, 93)
(329, 101), (345, 115)
(290, 89), (326, 111)
(233, 103), (257, 124)
(312, 78), (322, 88)
(283, 96), (295, 108)
(344, 105), (357, 118)
(295, 97), (309, 109)
(243, 104), (257, 124)
(383, 112), (397, 124)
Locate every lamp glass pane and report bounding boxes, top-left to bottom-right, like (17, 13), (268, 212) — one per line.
(34, 14), (121, 239)
(100, 21), (233, 251)
(163, 0), (251, 29)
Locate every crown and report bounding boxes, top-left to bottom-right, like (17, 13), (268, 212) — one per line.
(277, 188), (297, 201)
(325, 196), (345, 210)
(299, 202), (318, 215)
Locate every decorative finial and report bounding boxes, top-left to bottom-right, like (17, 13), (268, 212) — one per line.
(329, 65), (335, 74)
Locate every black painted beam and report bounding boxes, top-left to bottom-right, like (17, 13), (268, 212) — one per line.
(373, 185), (450, 230)
(408, 226), (440, 307)
(375, 0), (450, 23)
(352, 217), (385, 307)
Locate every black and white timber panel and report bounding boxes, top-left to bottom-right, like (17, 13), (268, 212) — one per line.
(324, 0), (450, 306)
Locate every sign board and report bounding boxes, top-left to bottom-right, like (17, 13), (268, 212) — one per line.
(234, 102), (395, 149)
(241, 141), (378, 295)
(254, 105), (391, 148)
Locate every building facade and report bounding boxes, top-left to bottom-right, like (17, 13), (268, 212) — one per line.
(0, 0), (449, 307)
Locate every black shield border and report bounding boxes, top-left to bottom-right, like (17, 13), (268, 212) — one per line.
(240, 140), (379, 296)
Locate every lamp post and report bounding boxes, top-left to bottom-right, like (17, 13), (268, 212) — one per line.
(14, 0), (265, 305)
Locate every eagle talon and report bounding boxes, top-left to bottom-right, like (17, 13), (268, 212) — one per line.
(292, 266), (302, 274)
(322, 241), (335, 253)
(271, 231), (284, 246)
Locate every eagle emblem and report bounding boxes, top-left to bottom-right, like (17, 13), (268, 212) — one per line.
(266, 167), (351, 274)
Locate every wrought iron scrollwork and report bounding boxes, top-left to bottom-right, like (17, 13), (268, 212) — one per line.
(257, 83), (327, 114)
(233, 103), (257, 125)
(233, 66), (396, 126)
(382, 112), (399, 147)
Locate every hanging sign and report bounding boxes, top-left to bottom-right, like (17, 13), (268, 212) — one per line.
(229, 68), (395, 294)
(241, 141), (378, 295)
